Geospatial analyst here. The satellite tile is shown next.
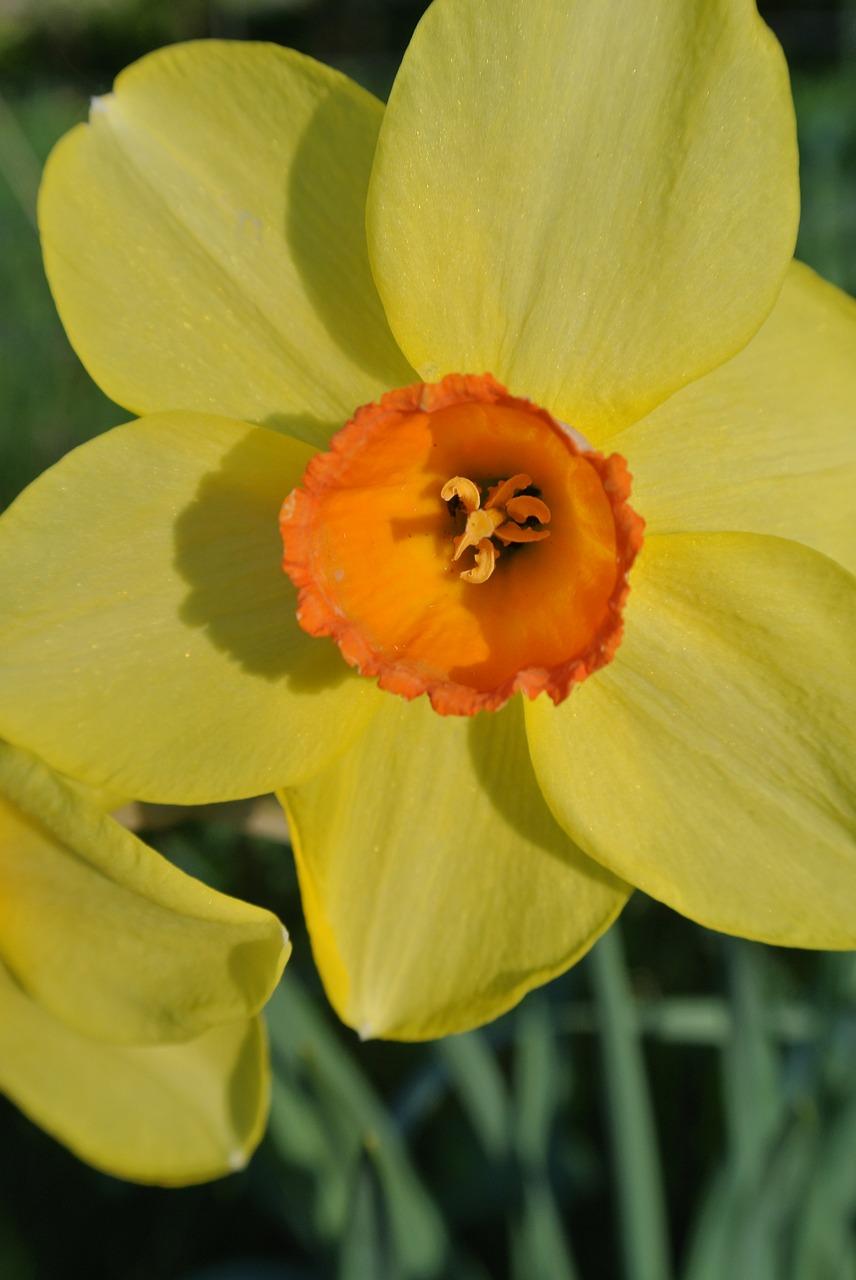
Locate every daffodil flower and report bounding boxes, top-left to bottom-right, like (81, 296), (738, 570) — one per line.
(0, 738), (288, 1182)
(1, 0), (854, 1040)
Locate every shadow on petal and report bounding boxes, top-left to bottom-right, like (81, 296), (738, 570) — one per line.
(285, 88), (415, 389)
(260, 410), (341, 449)
(173, 426), (352, 695)
(226, 1018), (268, 1161)
(467, 697), (626, 890)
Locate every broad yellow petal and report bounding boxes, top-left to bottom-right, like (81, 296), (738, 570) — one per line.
(0, 960), (269, 1186)
(367, 0), (798, 438)
(526, 533), (856, 947)
(39, 41), (413, 446)
(0, 412), (381, 802)
(282, 696), (629, 1041)
(0, 740), (288, 1043)
(612, 262), (856, 575)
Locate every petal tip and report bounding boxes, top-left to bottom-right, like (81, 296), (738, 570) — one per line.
(89, 93), (114, 119)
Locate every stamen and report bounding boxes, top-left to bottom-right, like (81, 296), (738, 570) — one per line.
(442, 469), (552, 583)
(495, 524), (551, 545)
(485, 473), (532, 510)
(505, 495), (551, 524)
(440, 476), (481, 512)
(460, 539), (498, 584)
(452, 506), (505, 561)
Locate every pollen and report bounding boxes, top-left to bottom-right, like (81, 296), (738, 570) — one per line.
(280, 373), (644, 716)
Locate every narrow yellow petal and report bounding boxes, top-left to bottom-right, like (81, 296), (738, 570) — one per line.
(526, 533), (856, 948)
(368, 0), (798, 437)
(0, 961), (269, 1187)
(0, 739), (288, 1043)
(0, 413), (381, 802)
(282, 697), (629, 1040)
(39, 41), (413, 446)
(610, 261), (856, 576)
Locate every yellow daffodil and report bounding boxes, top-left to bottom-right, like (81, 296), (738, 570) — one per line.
(0, 0), (855, 1041)
(0, 738), (288, 1182)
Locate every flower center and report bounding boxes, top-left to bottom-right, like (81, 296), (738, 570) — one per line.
(280, 373), (644, 716)
(441, 471), (552, 584)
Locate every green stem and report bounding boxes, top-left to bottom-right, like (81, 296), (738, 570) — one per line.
(589, 923), (673, 1280)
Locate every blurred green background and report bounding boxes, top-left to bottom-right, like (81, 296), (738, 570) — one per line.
(2, 2), (856, 1277)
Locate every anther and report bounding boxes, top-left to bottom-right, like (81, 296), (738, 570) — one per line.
(460, 539), (498, 584)
(506, 495), (550, 524)
(441, 476), (481, 512)
(485, 474), (532, 510)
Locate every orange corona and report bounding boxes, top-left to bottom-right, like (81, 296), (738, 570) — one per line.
(280, 374), (644, 715)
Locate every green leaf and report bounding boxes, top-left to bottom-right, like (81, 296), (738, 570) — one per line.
(681, 940), (804, 1280)
(437, 1030), (510, 1161)
(513, 994), (561, 1167)
(588, 924), (673, 1280)
(339, 1141), (400, 1280)
(265, 972), (450, 1279)
(509, 994), (578, 1280)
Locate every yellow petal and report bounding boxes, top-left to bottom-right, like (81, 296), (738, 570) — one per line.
(39, 41), (413, 446)
(367, 0), (798, 438)
(526, 533), (856, 948)
(282, 696), (629, 1041)
(0, 739), (288, 1043)
(0, 412), (381, 802)
(609, 261), (856, 576)
(0, 960), (269, 1186)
